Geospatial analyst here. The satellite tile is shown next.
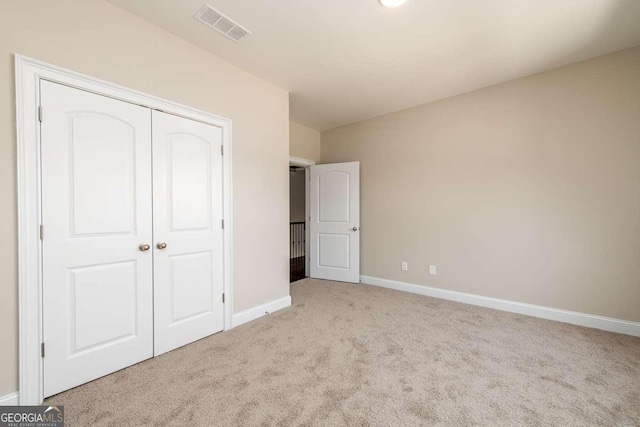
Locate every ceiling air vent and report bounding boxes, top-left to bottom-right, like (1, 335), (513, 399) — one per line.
(194, 4), (251, 43)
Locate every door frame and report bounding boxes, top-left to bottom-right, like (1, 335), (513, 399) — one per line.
(289, 156), (315, 277)
(15, 55), (234, 405)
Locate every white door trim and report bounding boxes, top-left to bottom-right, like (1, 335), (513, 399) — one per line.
(289, 156), (315, 277)
(15, 54), (234, 405)
(289, 155), (315, 168)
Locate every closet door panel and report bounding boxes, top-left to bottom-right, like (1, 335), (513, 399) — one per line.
(152, 111), (224, 356)
(41, 81), (153, 397)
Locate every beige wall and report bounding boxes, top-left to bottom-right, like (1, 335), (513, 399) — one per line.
(322, 47), (640, 324)
(0, 0), (289, 396)
(290, 121), (321, 162)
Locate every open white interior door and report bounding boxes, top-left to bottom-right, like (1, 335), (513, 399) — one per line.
(309, 162), (360, 283)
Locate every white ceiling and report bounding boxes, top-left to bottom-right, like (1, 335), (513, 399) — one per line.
(108, 0), (640, 130)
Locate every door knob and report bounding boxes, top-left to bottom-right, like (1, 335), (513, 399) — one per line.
(352, 227), (359, 231)
(156, 242), (168, 250)
(139, 243), (150, 252)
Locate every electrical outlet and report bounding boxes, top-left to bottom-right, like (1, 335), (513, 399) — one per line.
(429, 265), (437, 275)
(401, 261), (408, 271)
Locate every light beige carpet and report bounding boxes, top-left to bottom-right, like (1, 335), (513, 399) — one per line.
(46, 278), (640, 426)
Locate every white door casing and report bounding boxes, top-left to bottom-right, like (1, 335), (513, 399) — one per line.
(152, 111), (225, 356)
(309, 162), (360, 283)
(40, 81), (154, 397)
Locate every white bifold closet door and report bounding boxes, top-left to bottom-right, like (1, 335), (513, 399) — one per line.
(152, 111), (224, 356)
(41, 82), (225, 397)
(41, 81), (154, 397)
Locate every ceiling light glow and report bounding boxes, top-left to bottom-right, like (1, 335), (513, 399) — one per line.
(380, 0), (407, 7)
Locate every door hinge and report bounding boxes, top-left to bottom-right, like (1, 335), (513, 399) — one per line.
(40, 225), (44, 240)
(221, 219), (224, 229)
(41, 342), (45, 358)
(222, 293), (225, 303)
(38, 106), (43, 122)
(220, 145), (224, 155)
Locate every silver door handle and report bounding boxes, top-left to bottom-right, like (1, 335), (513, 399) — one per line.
(352, 227), (359, 231)
(139, 243), (150, 252)
(156, 242), (168, 250)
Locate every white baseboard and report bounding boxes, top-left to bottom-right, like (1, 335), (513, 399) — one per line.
(360, 275), (640, 337)
(232, 295), (292, 328)
(0, 392), (19, 406)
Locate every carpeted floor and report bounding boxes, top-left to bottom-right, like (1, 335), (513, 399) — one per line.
(46, 278), (640, 426)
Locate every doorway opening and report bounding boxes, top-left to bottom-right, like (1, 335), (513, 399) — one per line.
(289, 156), (314, 282)
(290, 165), (306, 282)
